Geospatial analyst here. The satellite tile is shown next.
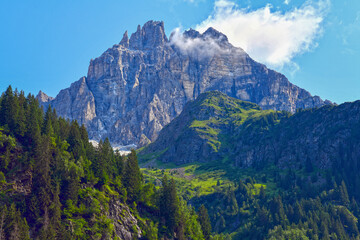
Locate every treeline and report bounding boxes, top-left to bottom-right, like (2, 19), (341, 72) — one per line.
(0, 86), (211, 239)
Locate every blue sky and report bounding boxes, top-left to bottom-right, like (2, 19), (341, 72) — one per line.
(0, 0), (359, 104)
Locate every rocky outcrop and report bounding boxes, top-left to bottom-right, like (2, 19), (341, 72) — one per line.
(3, 169), (33, 197)
(108, 199), (142, 240)
(39, 20), (330, 147)
(39, 76), (97, 132)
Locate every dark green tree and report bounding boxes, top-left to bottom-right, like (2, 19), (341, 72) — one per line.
(67, 121), (84, 160)
(30, 135), (52, 226)
(198, 205), (212, 240)
(123, 149), (142, 202)
(0, 86), (19, 131)
(49, 183), (63, 238)
(15, 90), (27, 137)
(159, 176), (180, 237)
(340, 180), (350, 206)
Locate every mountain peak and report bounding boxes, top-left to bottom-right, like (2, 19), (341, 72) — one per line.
(203, 27), (227, 40)
(183, 28), (202, 39)
(129, 20), (168, 50)
(120, 30), (129, 47)
(170, 26), (230, 50)
(36, 90), (53, 103)
(43, 20), (330, 147)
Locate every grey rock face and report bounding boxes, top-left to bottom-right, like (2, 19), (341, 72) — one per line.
(108, 199), (142, 239)
(40, 76), (97, 127)
(39, 20), (330, 147)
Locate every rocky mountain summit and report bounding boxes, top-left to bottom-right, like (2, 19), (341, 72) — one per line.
(38, 20), (330, 147)
(36, 90), (53, 103)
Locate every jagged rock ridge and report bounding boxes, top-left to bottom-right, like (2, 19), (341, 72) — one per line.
(38, 20), (330, 147)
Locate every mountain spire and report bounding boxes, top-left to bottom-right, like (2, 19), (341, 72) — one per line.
(120, 31), (129, 47)
(36, 91), (53, 103)
(129, 20), (168, 50)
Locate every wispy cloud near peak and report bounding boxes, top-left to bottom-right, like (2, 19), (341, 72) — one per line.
(195, 0), (330, 69)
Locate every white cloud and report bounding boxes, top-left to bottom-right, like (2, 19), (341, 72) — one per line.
(284, 0), (291, 5)
(169, 28), (230, 59)
(195, 0), (330, 69)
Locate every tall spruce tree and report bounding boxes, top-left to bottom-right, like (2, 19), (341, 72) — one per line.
(30, 135), (52, 227)
(198, 205), (212, 240)
(159, 176), (180, 236)
(123, 149), (142, 202)
(0, 86), (19, 131)
(67, 121), (84, 160)
(15, 91), (27, 137)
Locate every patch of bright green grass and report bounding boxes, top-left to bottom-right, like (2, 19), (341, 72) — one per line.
(251, 183), (266, 195)
(141, 163), (231, 199)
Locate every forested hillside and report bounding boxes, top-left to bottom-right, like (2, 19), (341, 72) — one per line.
(2, 85), (360, 239)
(140, 91), (360, 239)
(0, 86), (209, 240)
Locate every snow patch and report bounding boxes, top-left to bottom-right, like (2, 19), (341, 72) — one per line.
(89, 140), (136, 156)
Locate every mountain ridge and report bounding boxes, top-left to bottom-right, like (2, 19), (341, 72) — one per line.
(140, 91), (360, 172)
(37, 20), (331, 147)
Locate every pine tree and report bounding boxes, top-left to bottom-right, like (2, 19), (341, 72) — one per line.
(158, 176), (180, 237)
(50, 184), (63, 238)
(114, 150), (124, 177)
(92, 138), (114, 182)
(24, 95), (41, 150)
(31, 135), (52, 225)
(43, 106), (54, 136)
(256, 206), (269, 227)
(5, 204), (19, 240)
(67, 121), (84, 160)
(65, 162), (81, 203)
(0, 86), (19, 131)
(15, 91), (27, 137)
(340, 180), (350, 206)
(293, 201), (304, 224)
(79, 124), (89, 147)
(259, 185), (266, 200)
(226, 190), (238, 215)
(100, 138), (113, 179)
(0, 206), (6, 240)
(123, 149), (142, 202)
(198, 205), (212, 240)
(9, 208), (29, 240)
